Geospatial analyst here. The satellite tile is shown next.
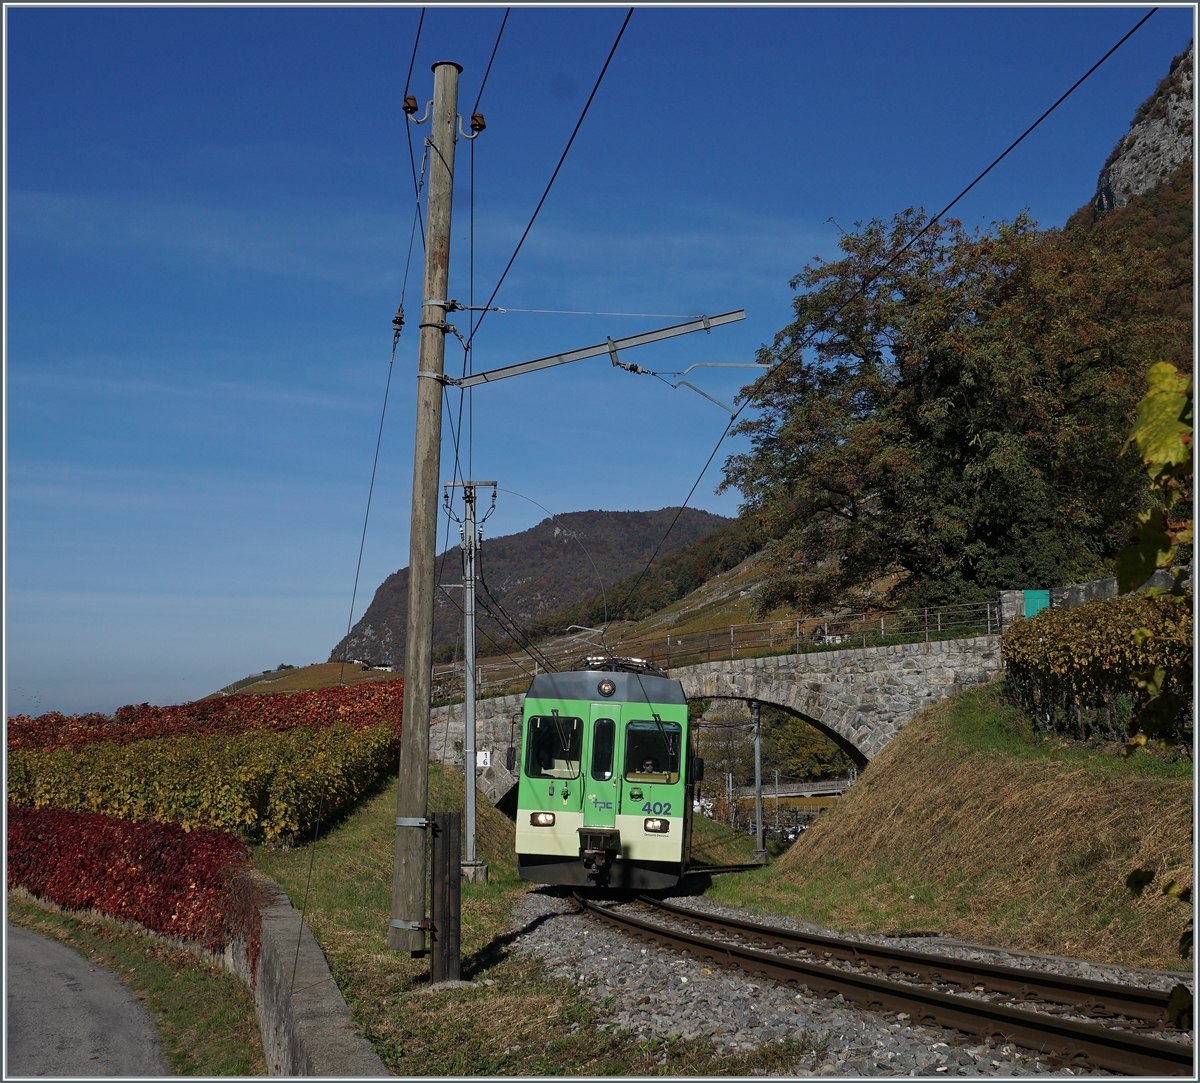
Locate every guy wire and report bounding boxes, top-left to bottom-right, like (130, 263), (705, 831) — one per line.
(300, 10), (429, 998)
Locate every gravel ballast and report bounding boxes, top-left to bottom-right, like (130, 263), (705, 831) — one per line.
(508, 887), (1191, 1076)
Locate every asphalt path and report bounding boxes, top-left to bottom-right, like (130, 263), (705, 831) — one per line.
(6, 924), (169, 1077)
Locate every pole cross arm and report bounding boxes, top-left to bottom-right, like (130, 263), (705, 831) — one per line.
(446, 310), (746, 388)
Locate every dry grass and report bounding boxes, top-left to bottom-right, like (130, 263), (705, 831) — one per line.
(225, 662), (402, 696)
(707, 682), (1193, 970)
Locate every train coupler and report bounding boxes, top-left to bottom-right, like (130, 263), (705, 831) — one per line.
(578, 828), (621, 883)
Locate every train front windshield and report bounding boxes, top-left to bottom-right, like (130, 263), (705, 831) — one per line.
(624, 720), (682, 784)
(525, 715), (582, 778)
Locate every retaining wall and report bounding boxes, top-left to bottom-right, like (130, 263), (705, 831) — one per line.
(243, 869), (389, 1076)
(13, 871), (387, 1077)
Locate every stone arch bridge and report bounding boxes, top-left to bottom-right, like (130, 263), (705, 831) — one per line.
(432, 635), (1002, 771)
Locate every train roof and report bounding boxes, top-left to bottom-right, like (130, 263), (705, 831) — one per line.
(525, 668), (687, 706)
(578, 655), (668, 677)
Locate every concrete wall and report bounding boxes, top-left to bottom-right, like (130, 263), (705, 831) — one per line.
(1050, 577), (1118, 609)
(1006, 569), (1192, 625)
(247, 870), (389, 1076)
(14, 872), (388, 1077)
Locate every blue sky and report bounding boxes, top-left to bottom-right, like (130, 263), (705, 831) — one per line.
(5, 5), (1194, 713)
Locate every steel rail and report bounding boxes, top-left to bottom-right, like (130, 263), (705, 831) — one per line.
(574, 895), (1192, 1076)
(646, 896), (1176, 1027)
(684, 863), (765, 876)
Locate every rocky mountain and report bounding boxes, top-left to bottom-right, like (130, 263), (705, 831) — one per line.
(1064, 39), (1193, 373)
(329, 507), (729, 668)
(1092, 41), (1193, 218)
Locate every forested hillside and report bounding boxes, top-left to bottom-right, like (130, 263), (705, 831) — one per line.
(329, 507), (728, 667)
(527, 513), (765, 633)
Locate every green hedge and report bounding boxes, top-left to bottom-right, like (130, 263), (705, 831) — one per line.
(1001, 592), (1192, 743)
(7, 721), (393, 842)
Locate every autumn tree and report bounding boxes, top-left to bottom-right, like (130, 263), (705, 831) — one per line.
(722, 209), (1186, 613)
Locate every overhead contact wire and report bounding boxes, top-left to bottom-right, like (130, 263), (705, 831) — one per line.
(464, 7), (633, 354)
(473, 8), (509, 116)
(437, 583), (541, 679)
(404, 9), (427, 250)
(477, 575), (559, 673)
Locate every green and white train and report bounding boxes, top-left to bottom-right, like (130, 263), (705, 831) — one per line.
(513, 658), (702, 889)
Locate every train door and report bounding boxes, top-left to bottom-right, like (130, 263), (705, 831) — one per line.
(583, 704), (620, 830)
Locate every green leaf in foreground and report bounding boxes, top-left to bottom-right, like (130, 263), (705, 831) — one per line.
(1115, 508), (1175, 595)
(1166, 983), (1193, 1030)
(1124, 362), (1193, 476)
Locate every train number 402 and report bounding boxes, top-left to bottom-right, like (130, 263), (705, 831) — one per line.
(641, 801), (671, 816)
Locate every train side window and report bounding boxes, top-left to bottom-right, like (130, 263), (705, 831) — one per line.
(624, 720), (682, 784)
(591, 718), (615, 781)
(524, 715), (583, 779)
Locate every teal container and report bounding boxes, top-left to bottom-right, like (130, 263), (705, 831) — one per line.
(1023, 589), (1051, 618)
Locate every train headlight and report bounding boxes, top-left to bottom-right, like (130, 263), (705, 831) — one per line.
(530, 812), (556, 827)
(644, 818), (669, 833)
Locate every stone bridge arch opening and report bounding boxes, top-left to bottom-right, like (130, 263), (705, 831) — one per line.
(687, 693), (869, 769)
(671, 635), (1001, 764)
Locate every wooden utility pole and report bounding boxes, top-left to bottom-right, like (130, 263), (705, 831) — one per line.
(389, 59), (462, 954)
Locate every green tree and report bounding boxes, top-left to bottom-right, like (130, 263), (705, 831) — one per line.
(722, 210), (1184, 614)
(762, 706), (852, 781)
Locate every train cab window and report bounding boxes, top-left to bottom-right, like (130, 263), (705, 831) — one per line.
(624, 720), (682, 784)
(525, 715), (583, 779)
(591, 718), (615, 781)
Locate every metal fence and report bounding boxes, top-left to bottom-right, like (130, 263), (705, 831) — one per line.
(430, 599), (1000, 703)
(612, 600), (997, 670)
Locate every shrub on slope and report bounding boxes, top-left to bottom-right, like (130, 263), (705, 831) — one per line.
(7, 806), (263, 968)
(9, 722), (392, 842)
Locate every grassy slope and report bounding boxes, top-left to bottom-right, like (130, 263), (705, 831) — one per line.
(689, 815), (761, 865)
(704, 682), (1193, 971)
(209, 662), (402, 697)
(252, 768), (820, 1076)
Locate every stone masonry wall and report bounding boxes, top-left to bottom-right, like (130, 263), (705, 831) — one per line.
(432, 637), (1001, 769)
(674, 636), (1002, 762)
(431, 693), (525, 769)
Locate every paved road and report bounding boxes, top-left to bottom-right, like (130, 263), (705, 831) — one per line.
(6, 924), (169, 1077)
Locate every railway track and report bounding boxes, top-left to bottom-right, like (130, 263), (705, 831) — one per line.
(573, 893), (1193, 1076)
(683, 862), (764, 876)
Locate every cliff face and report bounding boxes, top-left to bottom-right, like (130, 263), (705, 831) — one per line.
(1093, 42), (1193, 218)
